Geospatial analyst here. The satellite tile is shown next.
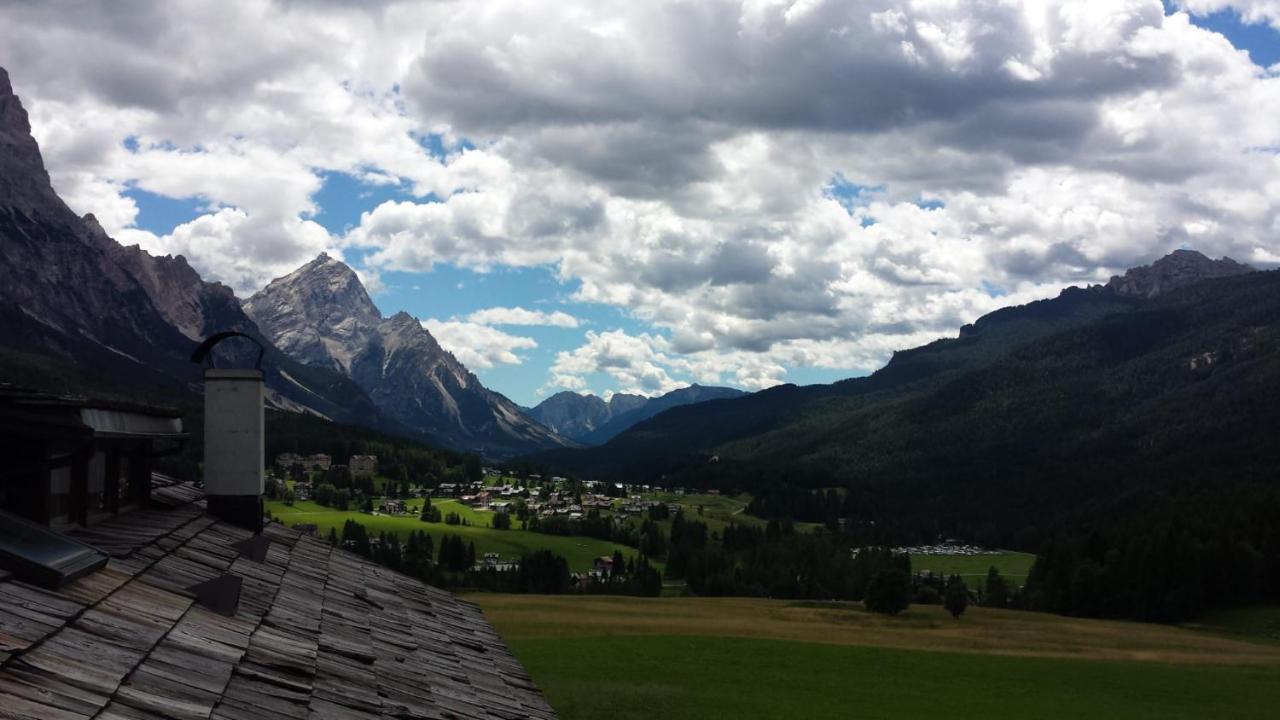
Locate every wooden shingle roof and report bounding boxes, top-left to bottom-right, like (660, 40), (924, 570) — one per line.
(0, 482), (556, 720)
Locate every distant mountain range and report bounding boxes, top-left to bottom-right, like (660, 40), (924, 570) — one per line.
(531, 249), (1275, 542)
(245, 254), (569, 456)
(527, 385), (745, 445)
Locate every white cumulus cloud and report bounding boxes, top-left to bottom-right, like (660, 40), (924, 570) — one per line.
(1179, 1), (1280, 29)
(467, 306), (580, 328)
(421, 320), (537, 369)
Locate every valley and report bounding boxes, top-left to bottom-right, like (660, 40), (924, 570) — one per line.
(2, 24), (1280, 719)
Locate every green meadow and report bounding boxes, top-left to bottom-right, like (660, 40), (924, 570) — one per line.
(266, 499), (649, 571)
(908, 550), (1036, 585)
(473, 595), (1280, 720)
(509, 635), (1280, 720)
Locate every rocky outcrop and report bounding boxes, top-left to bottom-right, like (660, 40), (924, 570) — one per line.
(1106, 249), (1254, 299)
(0, 67), (192, 366)
(246, 255), (571, 456)
(0, 67), (67, 220)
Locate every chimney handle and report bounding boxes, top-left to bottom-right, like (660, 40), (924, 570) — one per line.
(190, 331), (265, 370)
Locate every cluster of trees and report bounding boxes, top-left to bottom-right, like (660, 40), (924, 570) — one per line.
(1023, 476), (1280, 622)
(664, 519), (993, 619)
(668, 520), (886, 600)
(524, 510), (666, 558)
(863, 566), (911, 615)
(663, 512), (710, 578)
(329, 520), (470, 582)
(746, 487), (856, 529)
(315, 517), (660, 597)
(419, 496), (442, 522)
(264, 477), (296, 505)
(467, 551), (572, 594)
(436, 534), (477, 572)
(314, 483), (353, 510)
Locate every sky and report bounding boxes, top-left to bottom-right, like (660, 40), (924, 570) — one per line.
(2, 1), (1279, 407)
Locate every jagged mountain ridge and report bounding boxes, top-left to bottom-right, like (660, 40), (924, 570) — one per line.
(1105, 248), (1253, 298)
(528, 385), (746, 444)
(532, 250), (1265, 486)
(0, 66), (399, 430)
(245, 254), (571, 456)
(524, 391), (643, 443)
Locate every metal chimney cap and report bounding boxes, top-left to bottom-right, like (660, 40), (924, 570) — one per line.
(191, 331), (265, 370)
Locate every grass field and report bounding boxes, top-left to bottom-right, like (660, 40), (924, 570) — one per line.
(909, 551), (1036, 585)
(266, 499), (648, 571)
(471, 595), (1280, 720)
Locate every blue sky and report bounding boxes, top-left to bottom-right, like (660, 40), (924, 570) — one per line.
(1171, 2), (1280, 67)
(58, 1), (1277, 408)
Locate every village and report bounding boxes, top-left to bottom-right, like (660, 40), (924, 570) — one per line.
(268, 453), (712, 580)
(266, 452), (1025, 594)
(274, 452), (704, 518)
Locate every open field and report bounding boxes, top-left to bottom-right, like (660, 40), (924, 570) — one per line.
(909, 550), (1036, 585)
(266, 499), (648, 571)
(472, 595), (1280, 664)
(471, 595), (1280, 720)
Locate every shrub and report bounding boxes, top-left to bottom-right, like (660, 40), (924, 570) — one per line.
(865, 568), (911, 616)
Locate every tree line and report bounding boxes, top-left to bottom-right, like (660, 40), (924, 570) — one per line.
(313, 517), (660, 597)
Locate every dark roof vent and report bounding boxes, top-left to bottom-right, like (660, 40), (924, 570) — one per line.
(232, 535), (271, 563)
(0, 510), (108, 589)
(186, 574), (243, 616)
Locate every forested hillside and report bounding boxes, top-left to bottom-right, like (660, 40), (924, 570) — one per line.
(533, 267), (1280, 620)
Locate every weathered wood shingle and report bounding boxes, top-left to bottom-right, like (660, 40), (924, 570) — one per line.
(0, 483), (557, 719)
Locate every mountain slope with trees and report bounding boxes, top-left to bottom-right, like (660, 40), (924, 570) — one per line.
(533, 254), (1280, 620)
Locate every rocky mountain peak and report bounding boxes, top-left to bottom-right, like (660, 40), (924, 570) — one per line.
(1106, 249), (1254, 299)
(242, 254), (386, 375)
(0, 65), (69, 219)
(606, 392), (647, 415)
(245, 254), (569, 455)
(380, 310), (446, 354)
(247, 253), (380, 329)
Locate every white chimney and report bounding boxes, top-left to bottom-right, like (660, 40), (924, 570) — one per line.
(203, 368), (264, 532)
